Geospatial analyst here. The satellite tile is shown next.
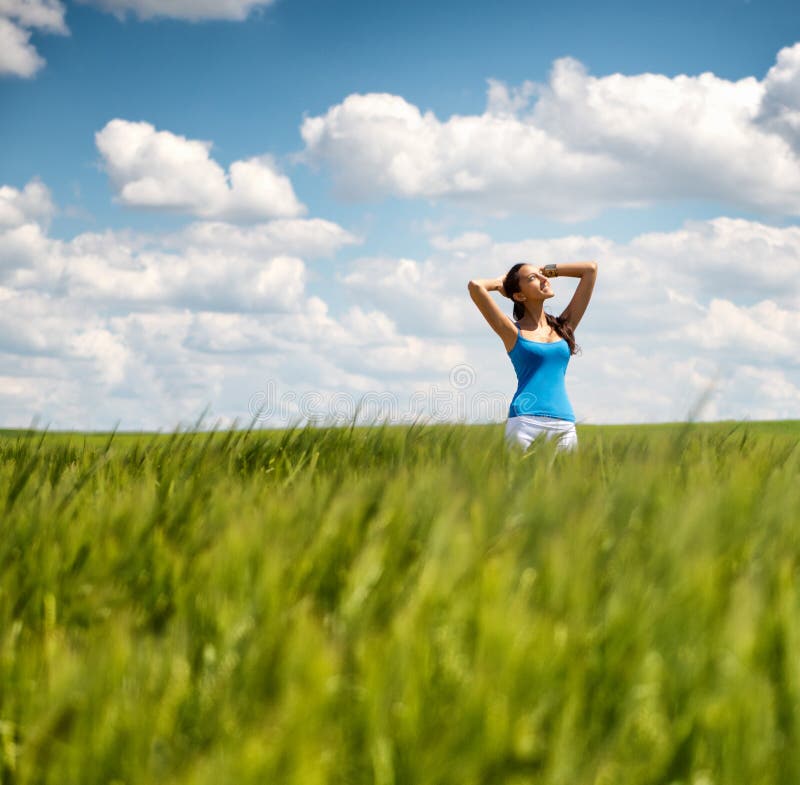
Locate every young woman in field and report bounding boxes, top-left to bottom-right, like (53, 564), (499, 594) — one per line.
(468, 261), (598, 453)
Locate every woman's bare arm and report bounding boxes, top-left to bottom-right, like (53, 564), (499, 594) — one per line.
(553, 261), (598, 331)
(467, 277), (518, 347)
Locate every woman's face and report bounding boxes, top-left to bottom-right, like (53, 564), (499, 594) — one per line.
(515, 264), (555, 303)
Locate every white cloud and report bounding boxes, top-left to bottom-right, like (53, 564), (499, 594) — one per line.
(0, 0), (67, 31)
(626, 218), (800, 308)
(340, 256), (466, 335)
(61, 246), (310, 312)
(0, 179), (478, 429)
(172, 217), (361, 259)
(96, 119), (307, 221)
(334, 215), (800, 424)
(0, 1), (67, 78)
(69, 327), (132, 387)
(2, 174), (799, 429)
(429, 231), (492, 255)
(0, 16), (44, 77)
(673, 298), (799, 359)
(737, 365), (800, 406)
(77, 0), (275, 21)
(0, 222), (52, 274)
(756, 42), (800, 153)
(178, 302), (467, 378)
(0, 179), (56, 228)
(300, 42), (800, 220)
(1, 219), (357, 311)
(0, 0), (278, 78)
(0, 286), (76, 355)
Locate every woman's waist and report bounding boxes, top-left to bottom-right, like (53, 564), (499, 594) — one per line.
(508, 392), (575, 421)
(510, 386), (572, 405)
(507, 413), (576, 428)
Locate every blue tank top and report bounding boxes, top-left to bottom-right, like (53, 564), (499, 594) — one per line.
(507, 323), (575, 421)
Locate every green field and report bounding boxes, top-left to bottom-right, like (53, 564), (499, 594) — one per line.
(2, 418), (799, 784)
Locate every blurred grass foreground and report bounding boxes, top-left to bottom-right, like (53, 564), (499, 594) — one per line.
(2, 417), (800, 785)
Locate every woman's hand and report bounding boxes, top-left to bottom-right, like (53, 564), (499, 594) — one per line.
(468, 277), (510, 297)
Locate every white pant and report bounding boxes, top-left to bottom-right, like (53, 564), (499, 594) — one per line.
(505, 415), (578, 453)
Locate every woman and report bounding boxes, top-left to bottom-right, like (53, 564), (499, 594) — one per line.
(468, 261), (598, 453)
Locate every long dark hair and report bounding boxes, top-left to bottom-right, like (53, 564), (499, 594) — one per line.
(503, 263), (580, 356)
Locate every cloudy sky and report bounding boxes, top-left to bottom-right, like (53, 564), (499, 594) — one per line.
(2, 0), (799, 430)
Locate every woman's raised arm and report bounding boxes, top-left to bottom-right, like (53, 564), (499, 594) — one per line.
(553, 262), (598, 331)
(467, 277), (517, 346)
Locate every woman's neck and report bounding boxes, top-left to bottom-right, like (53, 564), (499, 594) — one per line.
(519, 302), (548, 330)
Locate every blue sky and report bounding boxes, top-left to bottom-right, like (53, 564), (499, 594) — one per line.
(1, 0), (800, 429)
(5, 0), (798, 241)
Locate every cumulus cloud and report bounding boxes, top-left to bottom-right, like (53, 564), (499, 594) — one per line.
(3, 216), (359, 312)
(675, 298), (799, 360)
(171, 217), (360, 260)
(96, 119), (307, 222)
(0, 179), (55, 229)
(336, 216), (800, 423)
(2, 170), (799, 428)
(0, 178), (476, 429)
(0, 0), (279, 78)
(626, 218), (800, 308)
(77, 0), (275, 21)
(300, 42), (800, 220)
(755, 42), (800, 153)
(0, 0), (67, 31)
(0, 1), (67, 78)
(0, 17), (44, 77)
(179, 302), (466, 376)
(340, 256), (467, 335)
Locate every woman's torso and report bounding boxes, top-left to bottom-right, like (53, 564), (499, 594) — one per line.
(507, 322), (575, 422)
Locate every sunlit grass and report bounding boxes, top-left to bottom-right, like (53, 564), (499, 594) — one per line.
(1, 417), (799, 784)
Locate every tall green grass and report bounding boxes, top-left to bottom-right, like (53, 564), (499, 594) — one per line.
(1, 418), (799, 784)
